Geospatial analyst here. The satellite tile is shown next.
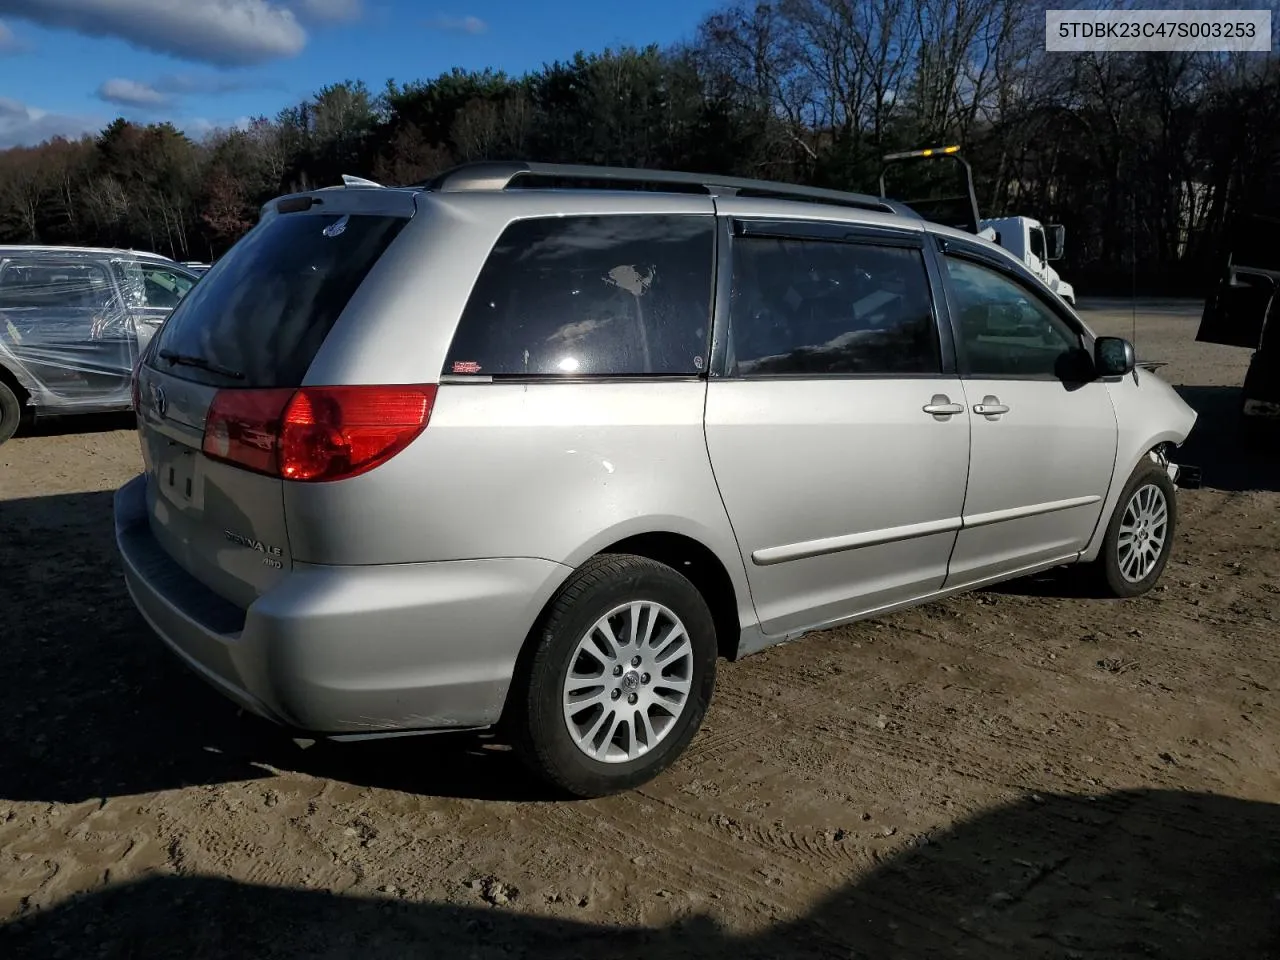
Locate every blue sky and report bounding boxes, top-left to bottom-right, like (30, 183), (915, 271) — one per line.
(0, 0), (722, 148)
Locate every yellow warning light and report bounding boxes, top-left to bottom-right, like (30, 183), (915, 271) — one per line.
(882, 144), (965, 161)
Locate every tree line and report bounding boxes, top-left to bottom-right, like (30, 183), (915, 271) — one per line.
(2, 0), (1278, 295)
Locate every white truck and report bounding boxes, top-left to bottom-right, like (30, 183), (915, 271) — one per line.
(879, 146), (1077, 305)
(977, 216), (1075, 305)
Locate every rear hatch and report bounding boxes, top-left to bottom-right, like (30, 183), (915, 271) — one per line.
(134, 189), (415, 609)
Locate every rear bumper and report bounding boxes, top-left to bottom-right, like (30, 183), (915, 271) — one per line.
(114, 475), (571, 734)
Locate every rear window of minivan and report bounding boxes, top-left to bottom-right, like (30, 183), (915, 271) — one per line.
(151, 211), (407, 388)
(444, 214), (715, 378)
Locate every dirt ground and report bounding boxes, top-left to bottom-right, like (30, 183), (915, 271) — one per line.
(2, 300), (1278, 959)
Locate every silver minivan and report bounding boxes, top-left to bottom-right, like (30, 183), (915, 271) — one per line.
(115, 163), (1198, 797)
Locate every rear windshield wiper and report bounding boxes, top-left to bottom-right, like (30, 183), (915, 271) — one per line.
(158, 349), (245, 381)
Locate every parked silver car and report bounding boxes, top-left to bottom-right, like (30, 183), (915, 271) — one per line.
(0, 246), (200, 443)
(115, 163), (1198, 797)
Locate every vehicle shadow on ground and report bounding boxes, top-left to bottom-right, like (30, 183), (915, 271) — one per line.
(17, 411), (136, 438)
(985, 567), (1098, 600)
(2, 788), (1277, 959)
(0, 490), (558, 805)
(1172, 385), (1280, 493)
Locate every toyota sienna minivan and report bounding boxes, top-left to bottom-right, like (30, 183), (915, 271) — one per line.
(115, 162), (1198, 797)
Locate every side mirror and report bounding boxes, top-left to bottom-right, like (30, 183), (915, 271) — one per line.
(1046, 224), (1066, 261)
(1095, 336), (1135, 377)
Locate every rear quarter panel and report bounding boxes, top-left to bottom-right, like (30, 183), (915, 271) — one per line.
(282, 381), (757, 631)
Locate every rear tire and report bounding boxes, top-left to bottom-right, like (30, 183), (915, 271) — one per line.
(1089, 460), (1178, 598)
(508, 553), (718, 799)
(0, 379), (23, 446)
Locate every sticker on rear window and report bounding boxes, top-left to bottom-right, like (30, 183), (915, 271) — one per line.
(323, 215), (349, 238)
(452, 360), (482, 374)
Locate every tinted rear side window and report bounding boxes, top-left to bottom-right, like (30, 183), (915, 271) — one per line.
(152, 211), (407, 387)
(444, 214), (714, 377)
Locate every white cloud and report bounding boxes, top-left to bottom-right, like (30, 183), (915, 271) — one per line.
(0, 97), (101, 148)
(291, 0), (361, 21)
(153, 72), (268, 95)
(95, 71), (277, 115)
(185, 115), (254, 139)
(0, 18), (28, 52)
(0, 0), (307, 66)
(97, 77), (170, 108)
(426, 14), (487, 35)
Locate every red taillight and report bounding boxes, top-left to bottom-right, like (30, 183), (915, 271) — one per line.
(280, 386), (435, 481)
(203, 387), (296, 475)
(202, 385), (436, 482)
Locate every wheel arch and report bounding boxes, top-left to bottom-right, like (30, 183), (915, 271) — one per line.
(497, 524), (751, 743)
(502, 521), (753, 717)
(590, 531), (744, 662)
(0, 362), (31, 408)
(558, 516), (754, 656)
(1081, 432), (1186, 563)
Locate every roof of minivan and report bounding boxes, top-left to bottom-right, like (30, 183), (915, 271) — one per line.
(265, 161), (920, 222)
(263, 163), (1029, 271)
(419, 160), (906, 213)
(264, 163), (1061, 260)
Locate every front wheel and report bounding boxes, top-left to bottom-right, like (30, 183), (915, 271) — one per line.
(508, 554), (718, 799)
(1090, 461), (1178, 598)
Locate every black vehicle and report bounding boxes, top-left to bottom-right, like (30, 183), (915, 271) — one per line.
(0, 245), (200, 444)
(1196, 213), (1280, 426)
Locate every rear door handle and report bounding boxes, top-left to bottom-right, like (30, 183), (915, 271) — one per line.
(923, 394), (965, 418)
(973, 395), (1010, 418)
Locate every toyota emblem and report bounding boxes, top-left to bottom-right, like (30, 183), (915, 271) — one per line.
(152, 384), (167, 418)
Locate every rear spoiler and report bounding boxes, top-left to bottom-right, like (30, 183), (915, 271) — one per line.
(259, 174), (394, 220)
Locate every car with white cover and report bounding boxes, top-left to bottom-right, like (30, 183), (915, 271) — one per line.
(0, 245), (200, 443)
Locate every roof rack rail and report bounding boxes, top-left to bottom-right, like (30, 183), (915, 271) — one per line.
(416, 161), (904, 216)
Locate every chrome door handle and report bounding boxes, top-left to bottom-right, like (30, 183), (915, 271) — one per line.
(923, 394), (964, 417)
(973, 395), (1010, 418)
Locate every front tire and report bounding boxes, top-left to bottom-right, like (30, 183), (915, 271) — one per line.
(1091, 460), (1178, 598)
(509, 554), (718, 799)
